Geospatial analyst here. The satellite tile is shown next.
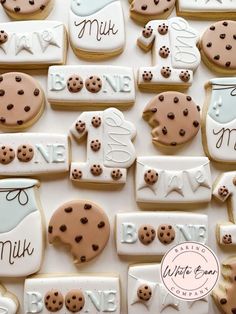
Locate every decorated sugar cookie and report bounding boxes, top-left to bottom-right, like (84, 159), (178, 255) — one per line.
(48, 200), (110, 264)
(116, 212), (208, 257)
(69, 0), (125, 60)
(203, 78), (236, 163)
(0, 21), (67, 69)
(0, 72), (45, 131)
(200, 21), (236, 74)
(177, 0), (236, 19)
(137, 17), (200, 91)
(0, 0), (54, 20)
(136, 156), (212, 206)
(0, 178), (44, 277)
(129, 0), (176, 24)
(0, 284), (18, 314)
(24, 275), (120, 313)
(70, 108), (136, 185)
(128, 264), (209, 314)
(143, 92), (201, 148)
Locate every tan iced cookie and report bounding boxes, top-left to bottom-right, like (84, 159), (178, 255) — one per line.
(143, 92), (201, 147)
(157, 224), (175, 244)
(17, 144), (34, 162)
(44, 290), (64, 312)
(0, 145), (15, 164)
(144, 169), (158, 185)
(0, 0), (54, 20)
(111, 169), (123, 181)
(65, 290), (85, 313)
(48, 200), (110, 264)
(90, 140), (101, 152)
(138, 225), (156, 245)
(137, 284), (152, 301)
(129, 0), (176, 24)
(67, 75), (83, 93)
(71, 168), (83, 180)
(85, 76), (102, 93)
(0, 30), (8, 44)
(200, 21), (236, 74)
(90, 164), (103, 176)
(0, 72), (45, 131)
(91, 116), (102, 128)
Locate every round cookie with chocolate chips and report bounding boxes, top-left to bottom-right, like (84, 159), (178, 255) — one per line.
(44, 290), (64, 312)
(65, 290), (85, 313)
(142, 92), (200, 147)
(137, 284), (152, 302)
(138, 225), (156, 245)
(0, 145), (15, 165)
(0, 0), (54, 20)
(129, 0), (176, 24)
(200, 20), (236, 74)
(48, 200), (110, 264)
(157, 224), (175, 245)
(0, 72), (45, 131)
(17, 144), (34, 162)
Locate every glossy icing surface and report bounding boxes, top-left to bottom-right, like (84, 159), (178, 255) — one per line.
(1, 0), (51, 14)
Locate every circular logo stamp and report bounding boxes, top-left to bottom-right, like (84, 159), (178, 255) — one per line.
(160, 242), (220, 301)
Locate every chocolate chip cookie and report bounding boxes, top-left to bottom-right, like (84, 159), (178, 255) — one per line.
(0, 145), (15, 165)
(85, 76), (102, 93)
(67, 75), (83, 93)
(137, 284), (152, 302)
(138, 225), (156, 245)
(17, 144), (34, 162)
(158, 224), (175, 245)
(65, 290), (85, 313)
(44, 290), (64, 312)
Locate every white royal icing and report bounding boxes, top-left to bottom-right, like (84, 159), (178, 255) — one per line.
(0, 179), (44, 277)
(24, 275), (120, 314)
(70, 108), (136, 184)
(178, 0), (236, 13)
(0, 21), (66, 67)
(0, 286), (18, 314)
(137, 17), (200, 89)
(136, 156), (212, 205)
(128, 263), (209, 314)
(116, 212), (208, 257)
(47, 65), (135, 107)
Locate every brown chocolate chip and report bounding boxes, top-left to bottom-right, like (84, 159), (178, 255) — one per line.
(17, 120), (23, 125)
(48, 226), (53, 234)
(223, 21), (228, 26)
(64, 207), (73, 213)
(179, 129), (186, 136)
(75, 236), (83, 243)
(24, 106), (31, 112)
(174, 97), (179, 103)
(183, 109), (189, 116)
(162, 127), (168, 135)
(7, 104), (14, 110)
(80, 217), (88, 224)
(0, 89), (5, 96)
(214, 55), (220, 60)
(15, 76), (21, 82)
(210, 26), (215, 30)
(14, 6), (20, 12)
(98, 221), (105, 228)
(18, 89), (24, 95)
(60, 225), (67, 232)
(84, 204), (92, 210)
(34, 88), (40, 96)
(80, 256), (86, 262)
(220, 34), (226, 39)
(193, 120), (199, 127)
(226, 61), (231, 67)
(220, 298), (227, 305)
(159, 95), (164, 101)
(167, 112), (175, 120)
(186, 96), (192, 101)
(207, 42), (212, 47)
(92, 244), (99, 251)
(226, 44), (232, 50)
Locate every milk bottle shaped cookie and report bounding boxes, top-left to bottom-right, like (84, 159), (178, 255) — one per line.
(0, 179), (44, 277)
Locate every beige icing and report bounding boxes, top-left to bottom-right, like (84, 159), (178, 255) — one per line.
(48, 200), (110, 264)
(130, 0), (176, 16)
(201, 20), (236, 70)
(0, 0), (51, 15)
(143, 92), (201, 146)
(0, 72), (44, 129)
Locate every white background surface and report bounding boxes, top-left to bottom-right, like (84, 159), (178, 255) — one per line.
(0, 1), (233, 313)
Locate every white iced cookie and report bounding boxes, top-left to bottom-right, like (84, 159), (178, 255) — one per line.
(24, 275), (120, 314)
(177, 0), (236, 19)
(69, 0), (125, 60)
(136, 156), (212, 207)
(0, 179), (44, 277)
(0, 21), (67, 69)
(48, 65), (135, 109)
(137, 17), (200, 92)
(128, 263), (209, 314)
(202, 78), (236, 164)
(70, 108), (136, 185)
(0, 133), (70, 176)
(0, 284), (18, 314)
(116, 212), (208, 257)
(213, 171), (236, 246)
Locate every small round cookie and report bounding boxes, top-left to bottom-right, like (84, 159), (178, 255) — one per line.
(111, 169), (123, 181)
(85, 76), (102, 94)
(44, 290), (64, 312)
(90, 140), (101, 152)
(48, 200), (110, 264)
(65, 290), (85, 313)
(129, 0), (176, 25)
(137, 284), (152, 302)
(90, 164), (103, 176)
(67, 75), (83, 93)
(143, 92), (200, 147)
(200, 20), (236, 74)
(0, 145), (15, 164)
(0, 72), (44, 131)
(0, 0), (54, 20)
(0, 30), (8, 44)
(17, 144), (34, 162)
(158, 224), (175, 245)
(138, 225), (156, 245)
(91, 116), (102, 128)
(144, 169), (158, 185)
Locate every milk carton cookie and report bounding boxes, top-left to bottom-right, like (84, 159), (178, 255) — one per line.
(136, 156), (212, 207)
(116, 212), (208, 257)
(69, 0), (125, 60)
(213, 256), (236, 314)
(48, 65), (135, 109)
(213, 171), (236, 246)
(70, 108), (136, 185)
(0, 284), (19, 314)
(48, 200), (110, 264)
(199, 21), (236, 75)
(143, 92), (201, 148)
(0, 72), (45, 131)
(177, 0), (236, 19)
(0, 0), (54, 20)
(0, 21), (67, 69)
(24, 275), (120, 314)
(129, 0), (176, 24)
(203, 78), (236, 163)
(0, 178), (44, 277)
(137, 17), (200, 91)
(128, 263), (209, 314)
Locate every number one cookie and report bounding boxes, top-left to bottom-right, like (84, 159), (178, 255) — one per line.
(70, 108), (136, 185)
(137, 17), (200, 92)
